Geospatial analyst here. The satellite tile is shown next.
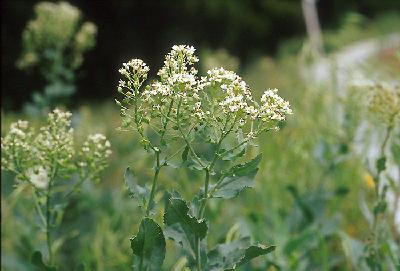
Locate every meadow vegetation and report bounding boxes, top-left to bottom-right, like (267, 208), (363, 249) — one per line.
(1, 1), (399, 271)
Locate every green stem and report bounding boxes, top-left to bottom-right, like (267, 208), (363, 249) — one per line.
(160, 99), (174, 144)
(46, 183), (52, 264)
(146, 150), (161, 216)
(195, 239), (202, 271)
(198, 169), (210, 218)
(194, 119), (233, 271)
(218, 126), (272, 159)
(33, 192), (47, 227)
(64, 172), (88, 198)
(369, 124), (393, 265)
(176, 97), (205, 168)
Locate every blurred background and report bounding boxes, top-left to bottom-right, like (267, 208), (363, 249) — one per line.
(2, 0), (400, 109)
(1, 0), (400, 270)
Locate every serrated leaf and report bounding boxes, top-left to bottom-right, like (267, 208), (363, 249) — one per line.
(130, 218), (166, 271)
(124, 167), (150, 208)
(31, 251), (57, 271)
(207, 237), (250, 270)
(236, 244), (276, 266)
(164, 197), (208, 256)
(189, 195), (202, 218)
(223, 154), (262, 176)
(211, 154), (262, 199)
(207, 237), (275, 270)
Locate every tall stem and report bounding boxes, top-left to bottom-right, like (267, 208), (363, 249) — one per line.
(46, 183), (52, 264)
(198, 169), (210, 218)
(369, 124), (393, 266)
(195, 239), (202, 271)
(146, 150), (161, 216)
(373, 124), (393, 214)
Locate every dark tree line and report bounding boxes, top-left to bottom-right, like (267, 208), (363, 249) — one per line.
(2, 0), (399, 109)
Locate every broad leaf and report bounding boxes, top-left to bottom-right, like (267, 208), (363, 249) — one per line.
(130, 218), (166, 271)
(31, 251), (57, 271)
(164, 196), (208, 257)
(207, 237), (275, 270)
(211, 154), (262, 199)
(124, 167), (150, 208)
(236, 244), (275, 267)
(207, 237), (250, 270)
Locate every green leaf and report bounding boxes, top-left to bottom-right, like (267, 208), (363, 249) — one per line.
(237, 244), (276, 266)
(376, 157), (386, 173)
(373, 200), (387, 215)
(211, 154), (262, 199)
(182, 145), (190, 162)
(130, 218), (166, 271)
(221, 147), (246, 161)
(207, 238), (250, 270)
(164, 196), (208, 256)
(124, 167), (150, 208)
(207, 237), (275, 270)
(184, 154), (205, 171)
(31, 251), (57, 271)
(391, 139), (400, 164)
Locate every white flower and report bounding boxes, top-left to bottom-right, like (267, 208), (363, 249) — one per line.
(366, 82), (400, 125)
(88, 133), (106, 143)
(9, 120), (29, 137)
(118, 59), (149, 93)
(157, 45), (199, 84)
(27, 166), (50, 189)
(258, 88), (292, 122)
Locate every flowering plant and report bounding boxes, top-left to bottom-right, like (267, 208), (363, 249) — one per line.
(361, 82), (399, 269)
(347, 80), (400, 270)
(116, 45), (292, 270)
(1, 109), (111, 268)
(17, 1), (97, 114)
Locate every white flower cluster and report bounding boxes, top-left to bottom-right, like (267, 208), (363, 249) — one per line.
(200, 68), (292, 125)
(34, 109), (75, 175)
(1, 109), (111, 189)
(143, 45), (200, 102)
(9, 120), (29, 137)
(116, 45), (292, 142)
(1, 120), (34, 173)
(118, 59), (150, 94)
(258, 89), (293, 121)
(117, 45), (204, 133)
(158, 45), (199, 81)
(366, 82), (400, 126)
(202, 67), (254, 116)
(18, 1), (96, 71)
(26, 166), (50, 189)
(79, 133), (112, 182)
